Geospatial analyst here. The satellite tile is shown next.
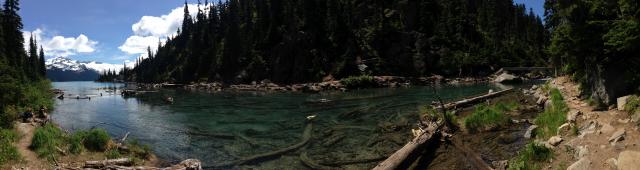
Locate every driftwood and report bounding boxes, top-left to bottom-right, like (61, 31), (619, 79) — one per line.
(434, 88), (514, 110)
(372, 120), (442, 170)
(212, 120), (314, 168)
(84, 158), (132, 168)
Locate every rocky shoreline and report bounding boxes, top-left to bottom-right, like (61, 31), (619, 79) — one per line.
(132, 75), (493, 93)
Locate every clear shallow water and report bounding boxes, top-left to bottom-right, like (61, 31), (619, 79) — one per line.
(51, 81), (506, 169)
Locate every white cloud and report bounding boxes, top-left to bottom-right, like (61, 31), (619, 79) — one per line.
(23, 28), (98, 57)
(119, 35), (159, 54)
(119, 4), (203, 57)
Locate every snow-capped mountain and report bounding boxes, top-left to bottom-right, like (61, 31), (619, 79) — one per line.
(46, 57), (123, 73)
(46, 57), (123, 81)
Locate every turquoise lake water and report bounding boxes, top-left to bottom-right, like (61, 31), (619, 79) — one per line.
(51, 81), (508, 169)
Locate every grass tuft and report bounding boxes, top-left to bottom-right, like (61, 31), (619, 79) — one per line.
(0, 129), (20, 165)
(508, 143), (553, 170)
(83, 129), (110, 152)
(534, 88), (568, 138)
(30, 124), (64, 158)
(463, 102), (517, 132)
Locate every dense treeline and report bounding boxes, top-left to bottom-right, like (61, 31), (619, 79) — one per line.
(0, 0), (51, 128)
(545, 0), (640, 105)
(128, 0), (547, 84)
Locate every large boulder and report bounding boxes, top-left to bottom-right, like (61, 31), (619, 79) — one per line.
(618, 151), (640, 170)
(567, 157), (591, 170)
(494, 72), (522, 84)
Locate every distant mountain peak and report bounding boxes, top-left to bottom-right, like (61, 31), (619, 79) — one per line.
(46, 57), (123, 72)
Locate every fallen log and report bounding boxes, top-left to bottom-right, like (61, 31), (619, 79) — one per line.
(84, 158), (132, 168)
(211, 117), (315, 168)
(372, 120), (442, 170)
(434, 88), (514, 110)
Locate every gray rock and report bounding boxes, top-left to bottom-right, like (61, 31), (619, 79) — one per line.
(618, 151), (640, 170)
(608, 129), (626, 143)
(531, 85), (539, 90)
(524, 125), (538, 139)
(606, 158), (617, 170)
(567, 157), (591, 170)
(574, 145), (589, 159)
(618, 95), (631, 111)
(494, 72), (522, 84)
(536, 96), (547, 106)
(567, 110), (582, 123)
(548, 136), (563, 146)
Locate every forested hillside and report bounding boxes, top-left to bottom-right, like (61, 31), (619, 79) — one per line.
(0, 0), (51, 128)
(545, 0), (640, 105)
(129, 0), (548, 84)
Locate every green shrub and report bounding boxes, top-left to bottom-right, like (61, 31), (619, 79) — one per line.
(84, 129), (110, 151)
(0, 106), (19, 129)
(508, 143), (553, 170)
(624, 95), (640, 114)
(535, 88), (568, 138)
(68, 130), (88, 154)
(127, 140), (152, 159)
(30, 124), (64, 157)
(340, 76), (377, 89)
(0, 129), (20, 165)
(463, 103), (516, 131)
(105, 149), (121, 159)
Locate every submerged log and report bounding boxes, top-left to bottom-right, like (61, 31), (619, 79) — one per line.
(211, 118), (315, 168)
(434, 88), (514, 110)
(373, 120), (442, 170)
(84, 158), (132, 168)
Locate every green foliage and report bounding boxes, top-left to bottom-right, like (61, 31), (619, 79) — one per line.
(0, 129), (20, 165)
(463, 102), (517, 132)
(535, 89), (568, 138)
(83, 129), (110, 152)
(340, 76), (376, 89)
(624, 95), (640, 114)
(508, 143), (553, 170)
(127, 139), (152, 159)
(547, 0), (640, 103)
(105, 149), (121, 159)
(68, 130), (87, 154)
(30, 124), (64, 157)
(126, 0), (547, 84)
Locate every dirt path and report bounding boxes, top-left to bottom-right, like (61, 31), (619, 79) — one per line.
(548, 77), (640, 169)
(10, 123), (52, 169)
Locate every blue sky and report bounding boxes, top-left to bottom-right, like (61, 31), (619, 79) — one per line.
(17, 0), (545, 66)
